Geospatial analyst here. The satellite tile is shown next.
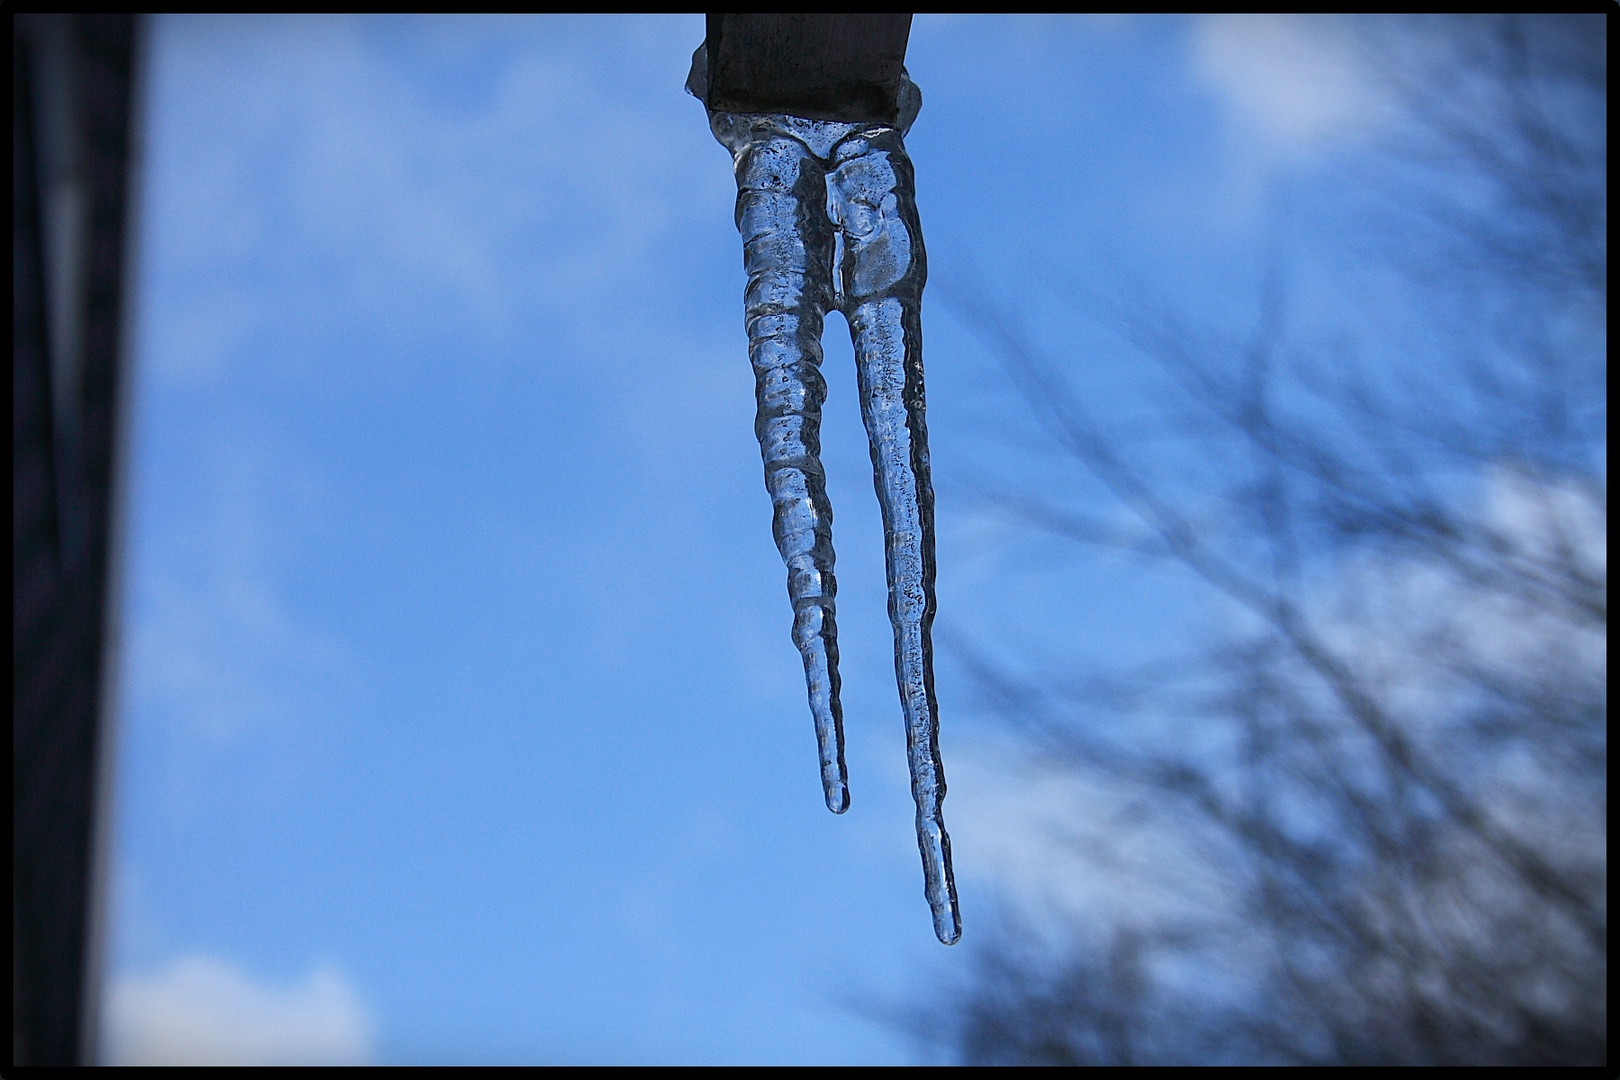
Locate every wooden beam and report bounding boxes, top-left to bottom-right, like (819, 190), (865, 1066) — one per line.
(704, 14), (913, 124)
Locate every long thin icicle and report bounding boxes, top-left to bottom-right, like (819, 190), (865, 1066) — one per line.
(829, 128), (959, 946)
(712, 103), (959, 944)
(733, 125), (849, 814)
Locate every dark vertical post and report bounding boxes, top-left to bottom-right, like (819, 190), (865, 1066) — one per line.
(12, 13), (138, 1066)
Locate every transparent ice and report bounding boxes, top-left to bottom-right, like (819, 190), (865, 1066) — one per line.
(694, 62), (960, 945)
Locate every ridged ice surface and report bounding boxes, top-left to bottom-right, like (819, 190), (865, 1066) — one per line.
(713, 103), (960, 945)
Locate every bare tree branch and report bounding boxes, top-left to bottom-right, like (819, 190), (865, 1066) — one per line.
(910, 14), (1605, 1066)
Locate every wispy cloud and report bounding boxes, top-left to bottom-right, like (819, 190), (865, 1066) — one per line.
(1193, 15), (1390, 154)
(123, 425), (340, 747)
(139, 14), (724, 390)
(102, 954), (376, 1066)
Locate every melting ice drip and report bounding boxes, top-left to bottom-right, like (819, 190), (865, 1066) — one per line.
(694, 65), (960, 945)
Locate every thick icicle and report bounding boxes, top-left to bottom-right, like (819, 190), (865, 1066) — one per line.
(733, 127), (849, 814)
(829, 129), (960, 946)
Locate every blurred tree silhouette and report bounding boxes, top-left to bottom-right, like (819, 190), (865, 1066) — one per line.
(919, 15), (1604, 1066)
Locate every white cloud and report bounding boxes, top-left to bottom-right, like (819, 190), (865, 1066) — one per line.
(102, 954), (376, 1066)
(946, 742), (1234, 944)
(949, 465), (1606, 936)
(1193, 15), (1389, 152)
(1315, 466), (1607, 734)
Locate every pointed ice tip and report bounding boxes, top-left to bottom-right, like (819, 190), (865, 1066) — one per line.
(824, 782), (849, 814)
(933, 911), (961, 946)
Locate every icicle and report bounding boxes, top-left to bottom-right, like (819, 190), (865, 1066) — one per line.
(732, 127), (849, 815)
(705, 79), (960, 944)
(827, 129), (959, 946)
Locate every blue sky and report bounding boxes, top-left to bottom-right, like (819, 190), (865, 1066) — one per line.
(101, 14), (1393, 1065)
